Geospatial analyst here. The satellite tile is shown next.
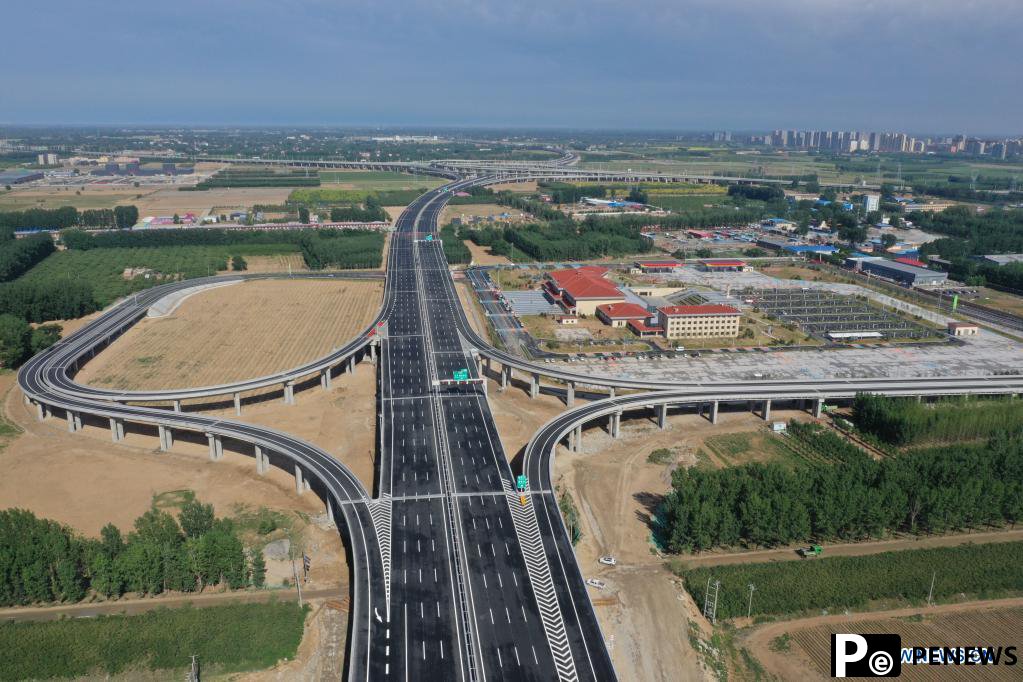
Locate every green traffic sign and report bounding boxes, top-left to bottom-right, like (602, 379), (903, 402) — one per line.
(452, 369), (469, 381)
(516, 475), (528, 490)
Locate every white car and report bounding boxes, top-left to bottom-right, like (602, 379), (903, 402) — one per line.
(585, 578), (606, 589)
(598, 556), (617, 566)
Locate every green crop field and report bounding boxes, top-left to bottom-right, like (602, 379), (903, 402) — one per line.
(680, 542), (1023, 620)
(319, 170), (446, 191)
(0, 601), (306, 680)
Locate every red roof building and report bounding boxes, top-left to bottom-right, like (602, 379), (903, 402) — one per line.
(544, 267), (623, 315)
(698, 259), (749, 271)
(894, 257), (928, 268)
(596, 302), (651, 327)
(627, 319), (663, 337)
(635, 259), (680, 273)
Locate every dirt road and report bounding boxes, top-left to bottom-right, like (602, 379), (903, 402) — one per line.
(680, 528), (1023, 568)
(0, 586), (344, 623)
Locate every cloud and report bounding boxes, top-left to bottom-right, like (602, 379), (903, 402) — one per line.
(0, 0), (1019, 132)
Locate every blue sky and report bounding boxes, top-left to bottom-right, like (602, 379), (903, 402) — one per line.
(3, 0), (1020, 134)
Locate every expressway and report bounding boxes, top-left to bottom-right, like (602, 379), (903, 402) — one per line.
(19, 178), (617, 682)
(17, 169), (1023, 682)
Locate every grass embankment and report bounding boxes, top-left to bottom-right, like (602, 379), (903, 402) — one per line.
(0, 601), (307, 680)
(679, 542), (1023, 620)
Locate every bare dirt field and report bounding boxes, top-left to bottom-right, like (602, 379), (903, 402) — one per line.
(0, 185), (150, 211)
(745, 599), (1023, 681)
(487, 180), (537, 193)
(75, 279), (382, 391)
(463, 240), (513, 266)
(224, 359), (378, 494)
(441, 203), (529, 227)
(548, 404), (792, 680)
(485, 383), (816, 680)
(234, 253), (309, 273)
(0, 372), (345, 593)
(136, 187), (294, 217)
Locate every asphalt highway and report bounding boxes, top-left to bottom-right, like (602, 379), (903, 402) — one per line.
(22, 170), (1019, 682)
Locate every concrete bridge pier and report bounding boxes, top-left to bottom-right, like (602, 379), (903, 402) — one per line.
(812, 398), (824, 418)
(566, 382), (575, 407)
(255, 446), (269, 475)
(109, 418), (124, 442)
(710, 400), (719, 424)
(207, 433), (223, 461)
(295, 464), (305, 494)
(321, 368), (332, 391)
(346, 357), (355, 375)
(173, 400), (182, 413)
(573, 425), (582, 452)
(283, 381), (296, 405)
(611, 411), (622, 438)
(762, 399), (772, 421)
(66, 411), (82, 433)
(234, 392), (242, 416)
(609, 386), (616, 400)
(530, 373), (539, 399)
(658, 403), (668, 429)
(35, 401), (46, 422)
(158, 425), (173, 451)
(369, 342), (376, 363)
(500, 366), (509, 391)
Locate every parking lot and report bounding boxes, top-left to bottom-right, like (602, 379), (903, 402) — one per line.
(746, 288), (938, 340)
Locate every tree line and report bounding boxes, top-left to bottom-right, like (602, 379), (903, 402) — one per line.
(727, 184), (785, 202)
(297, 230), (384, 269)
(662, 426), (1023, 552)
(916, 207), (1023, 289)
(0, 205), (138, 231)
(0, 233), (55, 282)
(852, 394), (1023, 446)
(328, 195), (388, 222)
(0, 501), (266, 607)
(468, 216), (654, 261)
(0, 278), (97, 324)
(0, 315), (60, 367)
(62, 226), (306, 250)
(440, 224), (471, 264)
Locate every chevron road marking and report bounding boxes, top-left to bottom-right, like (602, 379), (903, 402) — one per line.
(501, 478), (579, 682)
(367, 494), (393, 612)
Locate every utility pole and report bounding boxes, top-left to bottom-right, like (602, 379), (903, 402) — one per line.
(747, 583), (757, 619)
(291, 556), (304, 607)
(927, 571), (936, 606)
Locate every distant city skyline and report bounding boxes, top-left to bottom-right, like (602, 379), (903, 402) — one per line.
(3, 1), (1021, 134)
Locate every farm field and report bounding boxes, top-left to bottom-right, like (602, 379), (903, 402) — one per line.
(238, 252), (309, 273)
(75, 279), (382, 390)
(0, 601), (307, 680)
(580, 151), (1023, 189)
(137, 186), (294, 216)
(319, 170), (446, 191)
(0, 186), (147, 211)
(681, 542), (1023, 621)
(755, 602), (1023, 681)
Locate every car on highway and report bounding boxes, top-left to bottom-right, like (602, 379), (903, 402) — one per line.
(598, 555), (617, 566)
(585, 578), (606, 589)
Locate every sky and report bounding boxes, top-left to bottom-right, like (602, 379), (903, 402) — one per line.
(3, 0), (1021, 135)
